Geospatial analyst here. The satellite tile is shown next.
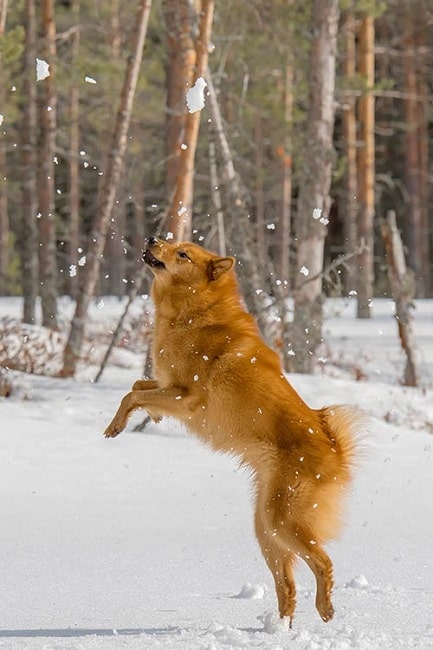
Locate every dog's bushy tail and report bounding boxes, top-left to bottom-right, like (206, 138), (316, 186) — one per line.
(320, 404), (364, 485)
(311, 405), (365, 542)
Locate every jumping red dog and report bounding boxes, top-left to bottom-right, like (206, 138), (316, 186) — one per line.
(105, 236), (360, 626)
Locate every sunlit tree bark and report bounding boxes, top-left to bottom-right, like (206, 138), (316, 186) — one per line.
(163, 0), (214, 241)
(163, 0), (197, 200)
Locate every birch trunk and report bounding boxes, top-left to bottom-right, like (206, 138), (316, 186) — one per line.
(292, 0), (339, 373)
(61, 0), (153, 377)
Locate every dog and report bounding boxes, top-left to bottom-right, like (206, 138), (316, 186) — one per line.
(104, 236), (360, 626)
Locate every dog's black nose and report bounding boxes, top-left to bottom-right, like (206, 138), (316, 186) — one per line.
(147, 236), (158, 247)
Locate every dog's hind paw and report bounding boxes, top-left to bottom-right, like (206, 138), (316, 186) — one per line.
(317, 601), (334, 623)
(104, 422), (123, 438)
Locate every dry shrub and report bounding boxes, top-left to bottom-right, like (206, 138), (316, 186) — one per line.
(0, 317), (65, 376)
(0, 367), (13, 397)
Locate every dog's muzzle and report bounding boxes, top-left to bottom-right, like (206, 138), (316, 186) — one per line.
(143, 238), (165, 269)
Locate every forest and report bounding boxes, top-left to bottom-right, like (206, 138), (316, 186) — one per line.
(0, 0), (431, 378)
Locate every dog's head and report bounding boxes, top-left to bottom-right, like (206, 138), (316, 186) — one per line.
(143, 236), (235, 294)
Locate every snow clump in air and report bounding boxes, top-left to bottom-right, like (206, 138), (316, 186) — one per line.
(186, 77), (207, 113)
(36, 58), (50, 81)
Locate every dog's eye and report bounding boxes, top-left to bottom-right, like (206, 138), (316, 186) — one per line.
(178, 251), (190, 260)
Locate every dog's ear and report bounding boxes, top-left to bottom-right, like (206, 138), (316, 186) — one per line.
(208, 256), (235, 281)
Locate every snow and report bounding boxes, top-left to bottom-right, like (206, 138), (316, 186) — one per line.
(0, 297), (433, 649)
(186, 77), (207, 113)
(35, 58), (50, 81)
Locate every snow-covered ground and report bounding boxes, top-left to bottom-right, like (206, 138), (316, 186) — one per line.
(0, 297), (432, 650)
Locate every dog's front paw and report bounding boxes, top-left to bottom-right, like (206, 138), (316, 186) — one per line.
(104, 421), (124, 438)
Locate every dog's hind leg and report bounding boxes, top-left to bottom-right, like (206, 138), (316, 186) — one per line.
(254, 496), (297, 625)
(276, 517), (335, 622)
(292, 532), (335, 622)
(255, 477), (335, 623)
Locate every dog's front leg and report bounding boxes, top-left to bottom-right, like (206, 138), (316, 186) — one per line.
(104, 386), (194, 438)
(131, 379), (159, 391)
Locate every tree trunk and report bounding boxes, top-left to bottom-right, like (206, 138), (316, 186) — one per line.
(207, 137), (226, 256)
(61, 0), (153, 378)
(20, 0), (38, 323)
(0, 0), (9, 295)
(163, 0), (197, 199)
(68, 0), (80, 299)
(255, 114), (265, 268)
(342, 5), (358, 295)
(108, 198), (127, 298)
(163, 0), (214, 241)
(206, 70), (273, 343)
(402, 1), (429, 298)
(0, 0), (7, 31)
(279, 58), (293, 290)
(37, 0), (58, 328)
(356, 13), (375, 318)
(381, 210), (419, 387)
(292, 0), (339, 373)
(278, 54), (294, 371)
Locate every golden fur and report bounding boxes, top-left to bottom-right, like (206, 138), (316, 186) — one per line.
(104, 237), (360, 625)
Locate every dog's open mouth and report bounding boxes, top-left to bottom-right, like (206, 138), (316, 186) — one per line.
(143, 248), (166, 269)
